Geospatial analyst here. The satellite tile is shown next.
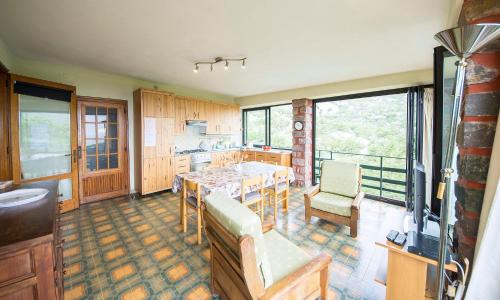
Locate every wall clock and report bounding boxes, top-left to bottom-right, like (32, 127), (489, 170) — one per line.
(294, 121), (303, 131)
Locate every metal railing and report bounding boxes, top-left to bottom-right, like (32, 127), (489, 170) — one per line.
(314, 150), (407, 203)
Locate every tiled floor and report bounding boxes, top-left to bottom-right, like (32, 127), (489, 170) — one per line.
(61, 187), (404, 299)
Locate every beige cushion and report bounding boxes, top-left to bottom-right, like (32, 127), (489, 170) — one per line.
(205, 191), (274, 288)
(263, 230), (312, 283)
(320, 160), (360, 197)
(311, 192), (353, 217)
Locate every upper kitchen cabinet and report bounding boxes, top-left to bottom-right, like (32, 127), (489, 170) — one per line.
(141, 89), (174, 118)
(175, 96), (186, 134)
(185, 98), (206, 121)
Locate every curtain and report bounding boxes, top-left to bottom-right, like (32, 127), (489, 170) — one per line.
(466, 111), (500, 299)
(422, 88), (433, 207)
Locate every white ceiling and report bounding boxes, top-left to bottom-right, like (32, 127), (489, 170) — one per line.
(0, 0), (452, 97)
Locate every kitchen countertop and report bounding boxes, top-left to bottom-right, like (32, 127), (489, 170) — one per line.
(174, 147), (292, 156)
(0, 180), (59, 248)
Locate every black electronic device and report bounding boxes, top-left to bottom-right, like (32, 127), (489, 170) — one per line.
(393, 233), (407, 246)
(386, 230), (399, 242)
(407, 231), (450, 263)
(414, 162), (426, 233)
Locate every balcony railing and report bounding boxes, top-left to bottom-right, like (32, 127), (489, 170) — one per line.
(314, 150), (407, 203)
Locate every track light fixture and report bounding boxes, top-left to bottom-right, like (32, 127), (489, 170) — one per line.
(193, 57), (247, 73)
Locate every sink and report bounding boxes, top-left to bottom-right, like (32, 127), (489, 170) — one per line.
(0, 188), (49, 208)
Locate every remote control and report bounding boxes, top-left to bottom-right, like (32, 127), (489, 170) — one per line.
(386, 230), (399, 242)
(393, 233), (407, 246)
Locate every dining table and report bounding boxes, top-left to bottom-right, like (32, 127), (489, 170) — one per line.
(172, 161), (295, 200)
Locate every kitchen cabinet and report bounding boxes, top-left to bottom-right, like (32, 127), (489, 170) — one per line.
(175, 96), (187, 135)
(134, 88), (176, 195)
(242, 150), (292, 167)
(175, 155), (191, 173)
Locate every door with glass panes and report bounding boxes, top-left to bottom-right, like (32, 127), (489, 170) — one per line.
(78, 97), (129, 204)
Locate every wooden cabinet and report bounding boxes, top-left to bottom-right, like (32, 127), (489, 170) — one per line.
(174, 96), (186, 135)
(0, 181), (63, 300)
(242, 150), (292, 167)
(134, 88), (176, 195)
(175, 155), (191, 173)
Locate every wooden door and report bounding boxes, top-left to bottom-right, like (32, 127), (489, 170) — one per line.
(143, 157), (157, 193)
(10, 75), (79, 213)
(77, 97), (129, 204)
(0, 68), (10, 180)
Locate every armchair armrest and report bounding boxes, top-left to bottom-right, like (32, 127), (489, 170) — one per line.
(260, 253), (332, 300)
(262, 220), (275, 233)
(304, 184), (320, 200)
(351, 191), (365, 210)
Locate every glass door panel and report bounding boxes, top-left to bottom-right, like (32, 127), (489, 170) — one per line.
(19, 95), (71, 179)
(83, 105), (120, 172)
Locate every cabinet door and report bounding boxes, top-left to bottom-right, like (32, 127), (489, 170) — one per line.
(143, 158), (157, 193)
(205, 103), (218, 134)
(175, 97), (186, 134)
(143, 91), (161, 117)
(161, 94), (175, 118)
(197, 100), (206, 121)
(232, 106), (241, 134)
(156, 156), (169, 191)
(157, 118), (174, 156)
(143, 117), (157, 158)
(184, 98), (196, 120)
(167, 157), (174, 188)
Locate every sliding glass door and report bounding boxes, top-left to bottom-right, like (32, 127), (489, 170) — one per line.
(313, 88), (427, 205)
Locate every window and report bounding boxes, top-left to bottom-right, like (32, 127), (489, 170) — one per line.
(243, 104), (293, 149)
(245, 109), (267, 146)
(270, 105), (293, 149)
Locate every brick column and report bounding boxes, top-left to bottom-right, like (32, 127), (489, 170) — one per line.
(292, 99), (313, 187)
(454, 1), (500, 263)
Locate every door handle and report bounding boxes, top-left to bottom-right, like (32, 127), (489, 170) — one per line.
(77, 146), (82, 159)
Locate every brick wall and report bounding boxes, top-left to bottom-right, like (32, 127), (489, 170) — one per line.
(292, 98), (313, 187)
(454, 1), (500, 263)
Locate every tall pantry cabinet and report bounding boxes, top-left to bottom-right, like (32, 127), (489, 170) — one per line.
(134, 89), (176, 195)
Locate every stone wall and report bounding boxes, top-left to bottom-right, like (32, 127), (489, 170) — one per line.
(454, 0), (500, 263)
(292, 99), (313, 187)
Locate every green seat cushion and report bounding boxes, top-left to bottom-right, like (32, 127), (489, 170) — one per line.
(205, 191), (274, 288)
(311, 192), (353, 217)
(263, 230), (312, 283)
(320, 160), (360, 197)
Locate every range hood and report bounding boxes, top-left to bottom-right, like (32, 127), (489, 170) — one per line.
(186, 120), (207, 127)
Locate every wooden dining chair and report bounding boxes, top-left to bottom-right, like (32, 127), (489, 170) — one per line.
(182, 178), (203, 244)
(264, 168), (290, 221)
(238, 175), (265, 221)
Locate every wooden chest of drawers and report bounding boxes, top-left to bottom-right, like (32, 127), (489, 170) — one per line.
(0, 181), (63, 300)
(175, 155), (191, 173)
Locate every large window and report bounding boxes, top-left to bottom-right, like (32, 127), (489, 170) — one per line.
(243, 104), (293, 149)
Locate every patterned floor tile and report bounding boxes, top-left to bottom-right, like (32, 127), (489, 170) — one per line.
(62, 187), (403, 299)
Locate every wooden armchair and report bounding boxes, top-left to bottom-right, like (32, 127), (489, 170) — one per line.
(203, 191), (332, 300)
(304, 160), (364, 238)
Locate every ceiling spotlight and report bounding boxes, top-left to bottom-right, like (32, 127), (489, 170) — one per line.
(192, 57), (247, 73)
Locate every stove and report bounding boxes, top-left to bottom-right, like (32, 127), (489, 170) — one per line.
(177, 149), (208, 155)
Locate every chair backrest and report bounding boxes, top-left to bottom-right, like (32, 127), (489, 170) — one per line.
(183, 178), (201, 206)
(203, 191), (274, 298)
(320, 160), (361, 198)
(274, 168), (289, 190)
(241, 175), (263, 201)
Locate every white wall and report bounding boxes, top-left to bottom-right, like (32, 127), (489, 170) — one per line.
(2, 42), (235, 192)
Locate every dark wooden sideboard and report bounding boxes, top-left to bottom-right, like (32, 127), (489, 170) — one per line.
(0, 180), (64, 300)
